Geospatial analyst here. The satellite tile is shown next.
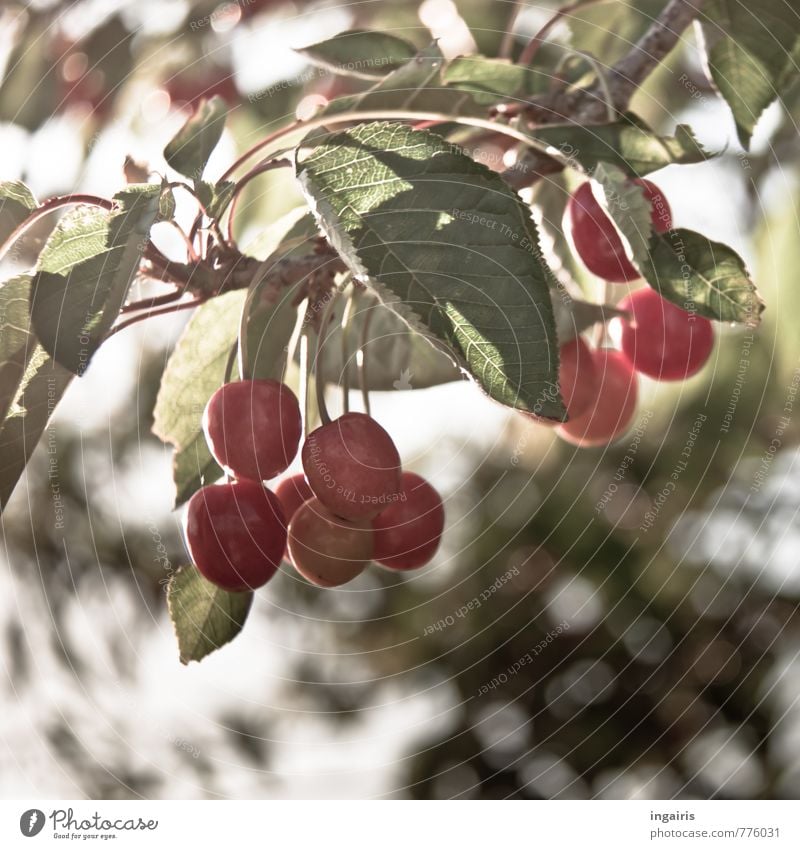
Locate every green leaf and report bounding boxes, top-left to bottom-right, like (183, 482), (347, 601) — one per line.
(530, 119), (708, 176)
(243, 271), (302, 383)
(195, 179), (236, 220)
(322, 43), (484, 121)
(152, 290), (245, 505)
(704, 1), (800, 148)
(29, 187), (160, 375)
(0, 275), (37, 421)
(443, 56), (549, 103)
(316, 291), (461, 391)
(164, 96), (227, 179)
(0, 181), (37, 245)
(639, 229), (764, 324)
(591, 164), (653, 269)
(296, 122), (564, 418)
(173, 433), (222, 509)
(296, 29), (417, 79)
(242, 207), (319, 261)
(0, 346), (73, 511)
(167, 565), (253, 664)
(553, 294), (628, 343)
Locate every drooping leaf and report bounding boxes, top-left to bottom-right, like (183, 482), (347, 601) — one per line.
(530, 120), (709, 176)
(297, 122), (564, 418)
(167, 565), (253, 664)
(0, 275), (37, 421)
(29, 186), (160, 375)
(552, 294), (628, 343)
(152, 290), (245, 506)
(316, 290), (461, 391)
(443, 56), (549, 103)
(243, 207), (319, 261)
(0, 346), (73, 510)
(296, 30), (418, 79)
(322, 43), (484, 122)
(164, 96), (227, 179)
(591, 164), (653, 269)
(703, 1), (800, 148)
(195, 179), (236, 220)
(0, 181), (37, 245)
(173, 433), (222, 509)
(639, 229), (763, 324)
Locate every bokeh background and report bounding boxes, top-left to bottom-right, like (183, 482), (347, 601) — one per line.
(1, 0), (800, 799)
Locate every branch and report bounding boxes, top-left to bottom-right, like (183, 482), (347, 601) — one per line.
(523, 0), (707, 124)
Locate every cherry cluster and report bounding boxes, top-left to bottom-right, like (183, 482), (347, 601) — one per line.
(537, 179), (716, 447)
(182, 380), (445, 592)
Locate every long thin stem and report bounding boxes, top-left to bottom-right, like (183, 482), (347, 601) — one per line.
(225, 158), (291, 244)
(219, 109), (571, 183)
(224, 340), (238, 384)
(518, 0), (604, 66)
(499, 0), (524, 59)
(106, 298), (203, 338)
(339, 281), (357, 414)
(120, 289), (184, 314)
(358, 300), (374, 417)
(314, 287), (340, 426)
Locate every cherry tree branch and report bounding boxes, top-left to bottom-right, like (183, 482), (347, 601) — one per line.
(523, 0), (708, 124)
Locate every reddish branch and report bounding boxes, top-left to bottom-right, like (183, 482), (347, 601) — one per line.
(521, 0), (708, 125)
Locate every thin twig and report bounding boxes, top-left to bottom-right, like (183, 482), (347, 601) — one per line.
(518, 0), (605, 66)
(120, 289), (185, 313)
(358, 300), (374, 417)
(106, 298), (204, 338)
(499, 0), (524, 59)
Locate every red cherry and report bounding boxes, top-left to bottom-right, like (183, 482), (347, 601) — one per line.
(203, 379), (302, 482)
(184, 480), (286, 591)
(616, 288), (714, 381)
(302, 412), (402, 521)
(565, 179), (672, 283)
(556, 348), (638, 447)
(287, 497), (373, 587)
(165, 71), (239, 109)
(558, 335), (600, 420)
(275, 474), (314, 525)
(372, 472), (445, 570)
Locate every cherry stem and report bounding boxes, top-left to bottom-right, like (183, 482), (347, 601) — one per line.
(106, 298), (203, 338)
(499, 0), (524, 59)
(593, 281), (610, 348)
(162, 218), (201, 263)
(339, 282), (357, 414)
(224, 340), (238, 384)
(120, 289), (185, 314)
(358, 299), (374, 417)
(218, 109), (568, 184)
(225, 159), (291, 244)
(314, 286), (340, 427)
(518, 0), (605, 66)
(299, 319), (314, 436)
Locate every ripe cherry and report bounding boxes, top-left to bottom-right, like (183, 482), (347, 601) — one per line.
(616, 288), (714, 380)
(302, 412), (402, 521)
(288, 498), (373, 587)
(525, 335), (598, 425)
(556, 348), (638, 447)
(372, 472), (445, 570)
(565, 179), (672, 282)
(184, 480), (286, 591)
(203, 379), (302, 482)
(275, 474), (314, 525)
